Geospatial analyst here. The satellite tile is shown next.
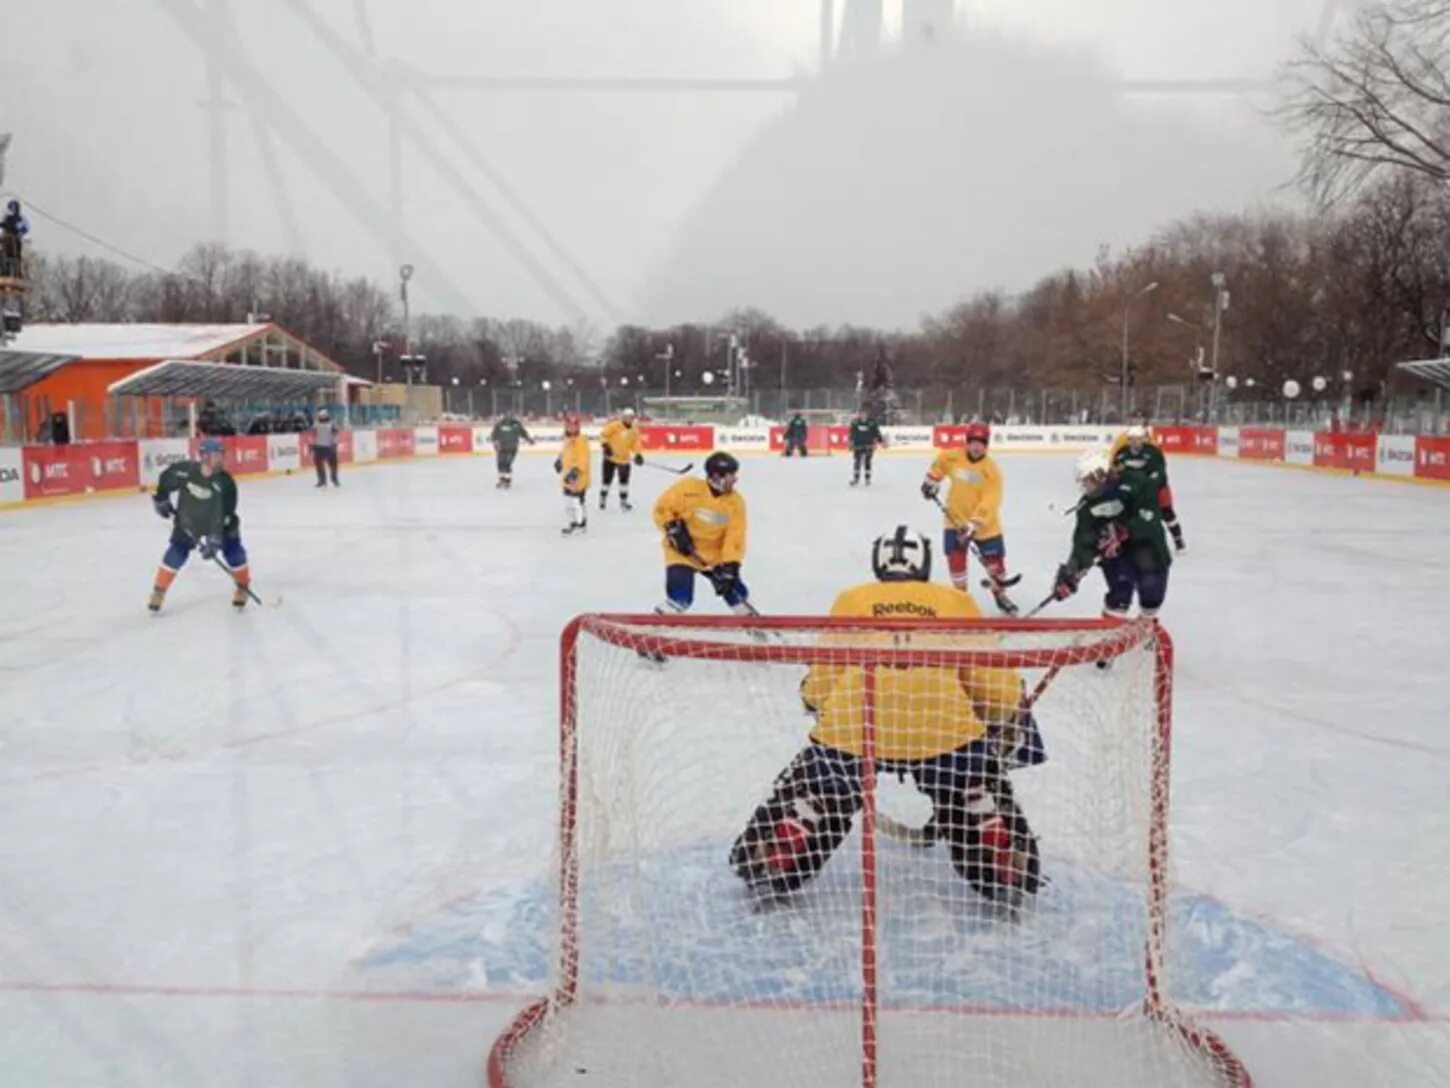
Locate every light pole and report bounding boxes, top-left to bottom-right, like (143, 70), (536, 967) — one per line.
(398, 264), (417, 385)
(1209, 272), (1230, 420)
(656, 343), (675, 406)
(1120, 280), (1159, 418)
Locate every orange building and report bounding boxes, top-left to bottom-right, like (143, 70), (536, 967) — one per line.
(1, 323), (346, 441)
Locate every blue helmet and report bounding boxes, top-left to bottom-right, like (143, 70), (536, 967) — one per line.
(198, 436), (225, 456)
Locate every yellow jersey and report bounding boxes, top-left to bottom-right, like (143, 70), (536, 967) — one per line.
(558, 434), (591, 492)
(926, 449), (1004, 538)
(599, 419), (642, 466)
(653, 477), (747, 569)
(801, 580), (1022, 761)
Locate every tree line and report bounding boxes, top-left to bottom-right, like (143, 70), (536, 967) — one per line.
(17, 0), (1448, 409)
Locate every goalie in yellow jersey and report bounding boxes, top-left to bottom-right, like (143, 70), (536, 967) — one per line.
(729, 526), (1046, 906)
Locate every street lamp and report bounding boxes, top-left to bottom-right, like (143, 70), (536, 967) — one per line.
(1209, 272), (1230, 420)
(1120, 280), (1159, 418)
(656, 343), (676, 403)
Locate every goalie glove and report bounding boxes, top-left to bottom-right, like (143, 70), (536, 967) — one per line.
(152, 493), (176, 519)
(1052, 563), (1080, 600)
(707, 562), (741, 599)
(664, 518), (694, 557)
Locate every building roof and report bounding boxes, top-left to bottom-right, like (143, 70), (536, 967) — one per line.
(109, 359), (341, 400)
(0, 349), (80, 394)
(1396, 358), (1450, 390)
(5, 323), (274, 360)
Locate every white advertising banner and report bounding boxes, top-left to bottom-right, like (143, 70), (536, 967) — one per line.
(138, 438), (192, 487)
(715, 427), (771, 451)
(882, 427), (935, 451)
(1284, 430), (1315, 466)
(1375, 434), (1416, 477)
(353, 429), (378, 463)
(266, 434), (301, 473)
(473, 426), (493, 452)
(0, 446), (23, 504)
(1217, 426), (1241, 458)
(413, 425), (440, 456)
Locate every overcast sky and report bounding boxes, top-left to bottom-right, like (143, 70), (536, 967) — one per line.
(1, 0), (1339, 329)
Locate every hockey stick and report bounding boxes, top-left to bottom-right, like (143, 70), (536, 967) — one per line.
(637, 459), (694, 476)
(209, 554), (283, 608)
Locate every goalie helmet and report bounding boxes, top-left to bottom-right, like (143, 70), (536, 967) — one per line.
(1075, 449), (1111, 491)
(872, 525), (932, 582)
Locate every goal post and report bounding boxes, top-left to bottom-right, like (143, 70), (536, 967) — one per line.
(489, 614), (1251, 1088)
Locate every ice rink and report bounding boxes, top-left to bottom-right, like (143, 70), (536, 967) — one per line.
(1, 448), (1448, 1087)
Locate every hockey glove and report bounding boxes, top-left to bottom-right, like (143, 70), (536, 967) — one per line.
(152, 493), (176, 519)
(198, 534), (223, 562)
(1052, 564), (1080, 600)
(707, 562), (741, 598)
(920, 479), (940, 501)
(564, 468), (581, 488)
(664, 519), (695, 557)
(633, 453), (644, 466)
(553, 457), (563, 474)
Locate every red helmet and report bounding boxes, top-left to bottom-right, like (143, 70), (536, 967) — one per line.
(563, 412), (581, 435)
(965, 422), (990, 444)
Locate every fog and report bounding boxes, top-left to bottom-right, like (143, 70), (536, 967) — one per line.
(0, 0), (1333, 328)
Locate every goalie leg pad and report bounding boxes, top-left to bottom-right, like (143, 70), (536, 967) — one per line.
(912, 745), (1042, 904)
(730, 743), (863, 896)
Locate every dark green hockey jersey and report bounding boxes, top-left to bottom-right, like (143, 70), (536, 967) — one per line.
(157, 460), (240, 541)
(848, 418), (884, 451)
(1067, 473), (1171, 575)
(490, 417), (533, 451)
(1112, 441), (1168, 489)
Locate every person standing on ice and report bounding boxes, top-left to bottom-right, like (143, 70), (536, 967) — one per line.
(148, 436), (253, 612)
(312, 408), (340, 487)
(1110, 422), (1186, 553)
(920, 421), (1017, 614)
(554, 412), (590, 535)
(847, 406), (885, 487)
(490, 412), (534, 489)
(597, 406), (644, 511)
(651, 452), (752, 618)
(1050, 449), (1172, 618)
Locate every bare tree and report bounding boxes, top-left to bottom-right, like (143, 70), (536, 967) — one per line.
(1280, 0), (1450, 205)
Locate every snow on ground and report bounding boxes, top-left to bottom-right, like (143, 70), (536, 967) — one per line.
(1, 450), (1447, 1086)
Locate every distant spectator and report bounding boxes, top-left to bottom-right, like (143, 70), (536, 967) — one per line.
(48, 411), (70, 446)
(0, 198), (27, 278)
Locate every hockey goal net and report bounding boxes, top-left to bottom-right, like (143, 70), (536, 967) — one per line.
(488, 614), (1250, 1088)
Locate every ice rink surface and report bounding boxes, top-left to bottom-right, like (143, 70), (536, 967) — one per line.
(1, 449), (1448, 1086)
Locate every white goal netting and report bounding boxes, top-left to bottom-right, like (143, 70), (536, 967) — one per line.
(489, 615), (1250, 1088)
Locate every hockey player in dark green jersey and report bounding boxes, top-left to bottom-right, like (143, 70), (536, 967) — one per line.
(847, 408), (885, 487)
(490, 414), (535, 489)
(1051, 449), (1171, 618)
(148, 436), (252, 612)
(1111, 424), (1186, 552)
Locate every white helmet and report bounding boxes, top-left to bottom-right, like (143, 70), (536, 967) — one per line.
(1075, 449), (1111, 491)
(621, 407), (636, 419)
(872, 525), (932, 582)
(1125, 424), (1149, 443)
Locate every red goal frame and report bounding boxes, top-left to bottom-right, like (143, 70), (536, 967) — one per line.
(487, 614), (1252, 1088)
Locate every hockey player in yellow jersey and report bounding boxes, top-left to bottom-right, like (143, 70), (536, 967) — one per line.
(652, 451), (753, 616)
(554, 413), (591, 536)
(921, 421), (1018, 613)
(730, 526), (1046, 906)
(598, 406), (644, 511)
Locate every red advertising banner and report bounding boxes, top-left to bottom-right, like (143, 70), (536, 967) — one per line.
(22, 445), (86, 499)
(933, 425), (970, 449)
(1192, 428), (1219, 456)
(19, 440), (141, 499)
(439, 425), (473, 454)
(377, 428), (416, 458)
(1314, 432), (1376, 472)
(337, 429), (355, 464)
(224, 435), (269, 476)
(640, 425), (714, 451)
(1154, 426), (1200, 453)
(1239, 428), (1285, 461)
(87, 440), (141, 492)
(1415, 436), (1450, 481)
